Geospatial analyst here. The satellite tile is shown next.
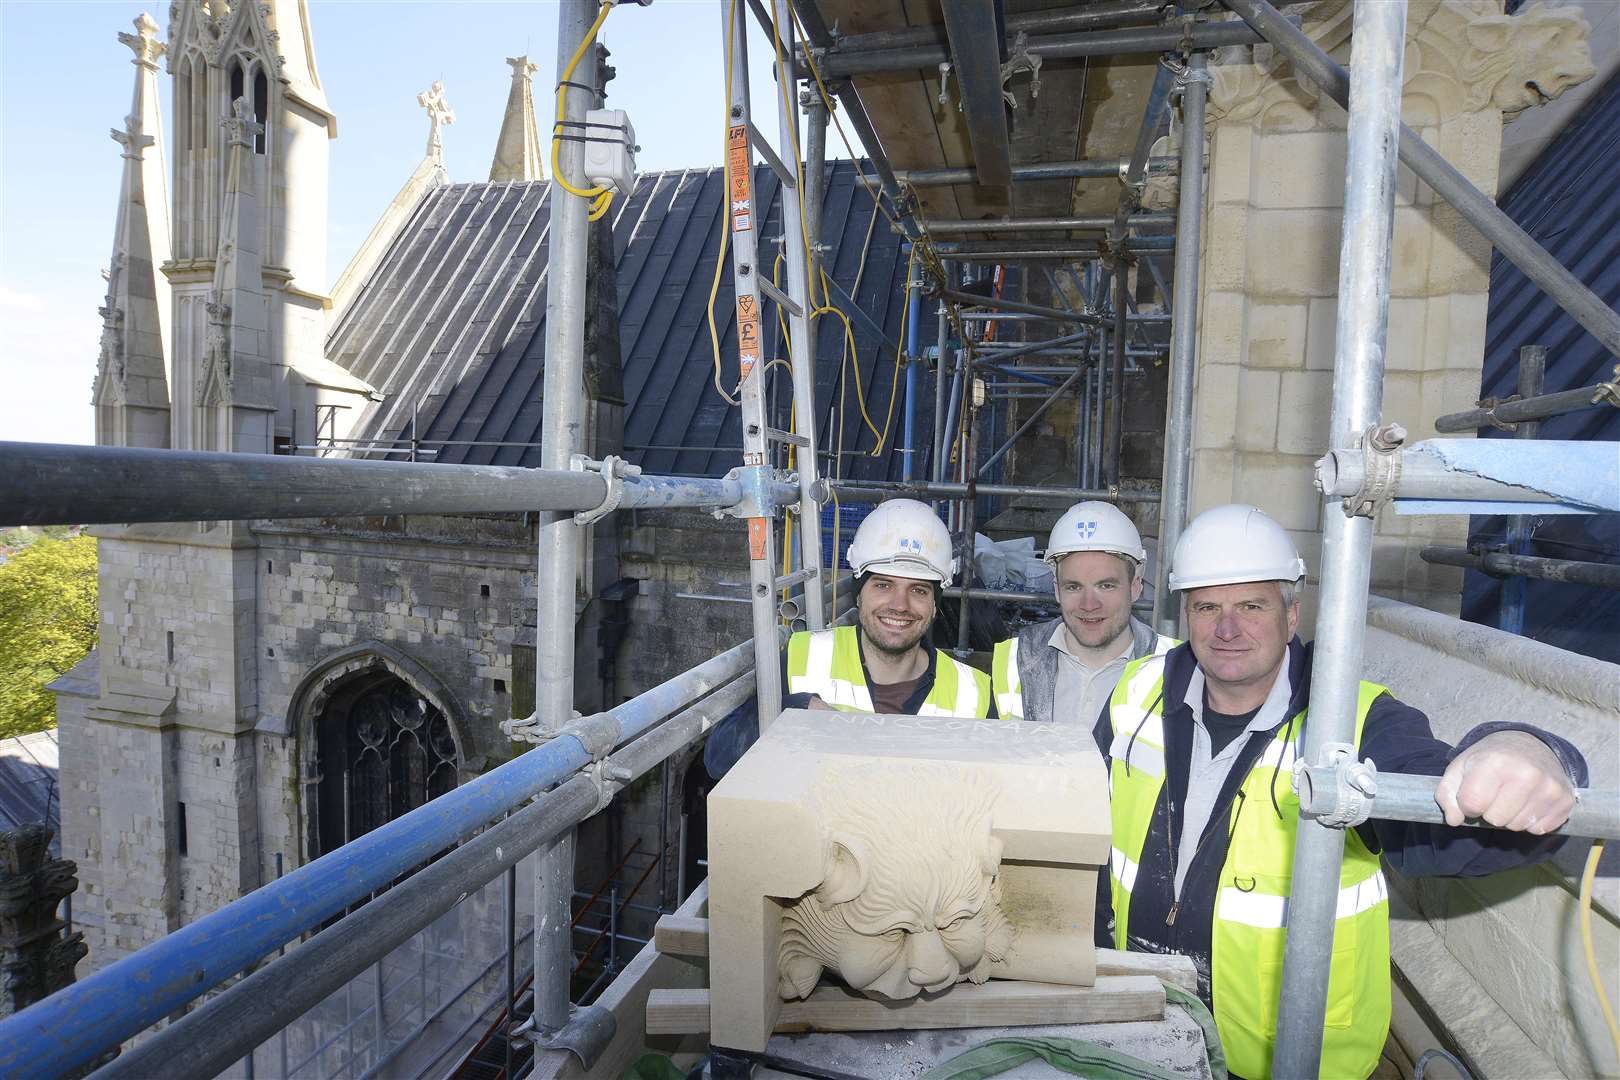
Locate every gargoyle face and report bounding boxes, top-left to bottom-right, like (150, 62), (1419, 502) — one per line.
(1463, 3), (1595, 115)
(778, 769), (1014, 1001)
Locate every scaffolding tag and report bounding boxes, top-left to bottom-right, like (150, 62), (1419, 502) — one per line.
(728, 125), (752, 232)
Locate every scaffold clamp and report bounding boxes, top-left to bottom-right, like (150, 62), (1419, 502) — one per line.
(1330, 421), (1406, 518)
(528, 1004), (617, 1068)
(1294, 741), (1379, 829)
(570, 453), (641, 525)
(716, 463), (778, 520)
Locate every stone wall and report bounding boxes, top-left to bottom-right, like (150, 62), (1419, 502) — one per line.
(1362, 597), (1619, 1079)
(1189, 0), (1596, 630)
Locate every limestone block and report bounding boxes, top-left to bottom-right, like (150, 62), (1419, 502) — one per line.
(1438, 110), (1502, 197)
(1192, 364), (1241, 451)
(1275, 370), (1334, 456)
(1204, 206), (1251, 292)
(1390, 207), (1436, 298)
(1189, 450), (1237, 514)
(1305, 297), (1338, 371)
(1244, 302), (1307, 369)
(1198, 290), (1248, 367)
(1233, 456), (1322, 533)
(1427, 202), (1494, 296)
(1236, 369), (1280, 452)
(1207, 124), (1254, 207)
(1381, 372), (1425, 433)
(1385, 298), (1428, 372)
(1423, 293), (1483, 377)
(1253, 130), (1346, 210)
(1248, 210), (1339, 297)
(707, 710), (1109, 1053)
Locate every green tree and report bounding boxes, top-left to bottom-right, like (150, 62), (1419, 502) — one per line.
(0, 535), (98, 738)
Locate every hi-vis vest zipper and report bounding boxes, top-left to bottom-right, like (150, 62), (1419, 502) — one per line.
(786, 626), (990, 718)
(1107, 651), (1392, 1080)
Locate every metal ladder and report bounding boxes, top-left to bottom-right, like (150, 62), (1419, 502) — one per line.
(718, 0), (827, 728)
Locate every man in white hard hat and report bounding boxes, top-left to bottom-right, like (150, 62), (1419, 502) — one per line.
(705, 499), (992, 778)
(785, 498), (991, 717)
(1094, 503), (1588, 1080)
(991, 502), (1175, 726)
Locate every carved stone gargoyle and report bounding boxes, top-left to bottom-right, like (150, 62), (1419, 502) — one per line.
(778, 767), (1014, 1001)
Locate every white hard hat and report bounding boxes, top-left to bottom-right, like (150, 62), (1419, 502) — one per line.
(1169, 504), (1306, 592)
(846, 499), (958, 584)
(1045, 501), (1147, 567)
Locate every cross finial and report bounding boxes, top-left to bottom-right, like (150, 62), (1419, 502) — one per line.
(118, 12), (166, 68)
(221, 95), (263, 147)
(416, 80), (456, 161)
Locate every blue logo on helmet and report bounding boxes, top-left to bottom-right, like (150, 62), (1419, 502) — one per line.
(1077, 520), (1098, 539)
(898, 537), (923, 554)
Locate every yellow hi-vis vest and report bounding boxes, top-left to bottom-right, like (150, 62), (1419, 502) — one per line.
(991, 629), (1176, 720)
(1107, 652), (1392, 1080)
(786, 626), (991, 717)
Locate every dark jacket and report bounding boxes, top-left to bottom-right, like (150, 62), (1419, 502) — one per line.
(1091, 637), (1588, 1004)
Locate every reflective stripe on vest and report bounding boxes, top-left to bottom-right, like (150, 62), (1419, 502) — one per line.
(785, 627), (992, 718)
(995, 631), (1179, 726)
(991, 638), (1024, 719)
(1108, 653), (1392, 1080)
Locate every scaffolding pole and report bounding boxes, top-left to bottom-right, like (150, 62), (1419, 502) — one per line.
(897, 155), (1177, 187)
(1153, 52), (1208, 635)
(1271, 2), (1406, 1075)
(813, 17), (1273, 78)
(831, 478), (1159, 504)
(1433, 367), (1618, 432)
(773, 0), (828, 630)
(533, 0), (600, 1035)
(1500, 346), (1546, 633)
(825, 0), (1164, 56)
(1109, 267), (1128, 487)
(1419, 547), (1620, 590)
(933, 287), (1102, 326)
(932, 267), (953, 489)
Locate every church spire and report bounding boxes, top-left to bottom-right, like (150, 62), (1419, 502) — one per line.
(488, 56), (544, 183)
(195, 99), (273, 452)
(93, 12), (173, 449)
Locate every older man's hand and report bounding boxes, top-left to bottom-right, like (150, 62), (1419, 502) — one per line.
(1436, 729), (1575, 834)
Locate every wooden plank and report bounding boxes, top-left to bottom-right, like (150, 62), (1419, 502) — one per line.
(646, 988), (716, 1036)
(646, 976), (1165, 1037)
(654, 915), (710, 958)
(1095, 948), (1199, 995)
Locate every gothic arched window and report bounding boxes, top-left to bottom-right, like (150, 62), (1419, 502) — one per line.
(310, 672), (459, 859)
(252, 70), (269, 155)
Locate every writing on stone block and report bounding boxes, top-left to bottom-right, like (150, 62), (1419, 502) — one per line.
(769, 710), (1096, 764)
(778, 763), (1014, 1002)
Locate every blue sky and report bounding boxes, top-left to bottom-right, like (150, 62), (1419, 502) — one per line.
(0, 1), (824, 445)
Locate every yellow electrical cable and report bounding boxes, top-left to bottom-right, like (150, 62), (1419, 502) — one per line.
(768, 13), (827, 312)
(705, 0), (742, 407)
(550, 0), (618, 222)
(1580, 838), (1619, 1064)
(868, 243), (918, 456)
(812, 301), (883, 446)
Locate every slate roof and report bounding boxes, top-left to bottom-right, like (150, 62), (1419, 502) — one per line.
(1466, 69), (1620, 663)
(0, 728), (59, 854)
(329, 161), (918, 482)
